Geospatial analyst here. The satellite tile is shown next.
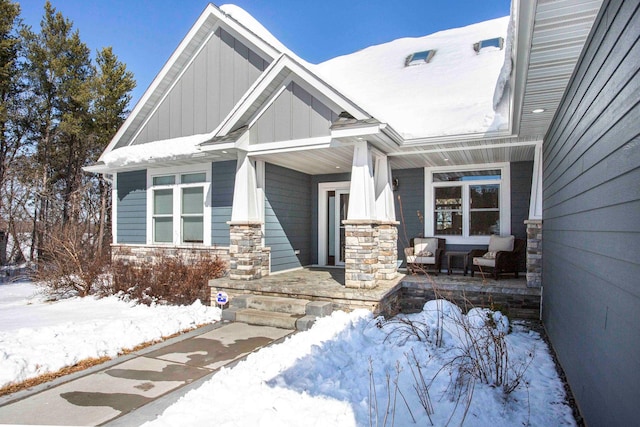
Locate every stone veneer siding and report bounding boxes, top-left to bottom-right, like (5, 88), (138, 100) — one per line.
(344, 220), (399, 289)
(228, 222), (269, 280)
(111, 244), (229, 265)
(525, 220), (542, 288)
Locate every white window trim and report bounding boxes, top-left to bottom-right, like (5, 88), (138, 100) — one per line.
(146, 164), (212, 246)
(424, 163), (510, 245)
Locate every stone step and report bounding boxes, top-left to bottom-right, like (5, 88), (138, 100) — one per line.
(233, 295), (310, 315)
(234, 308), (300, 330)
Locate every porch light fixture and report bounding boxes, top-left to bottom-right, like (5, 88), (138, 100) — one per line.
(392, 178), (399, 191)
(532, 108), (545, 113)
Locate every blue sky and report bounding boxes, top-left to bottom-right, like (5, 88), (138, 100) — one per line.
(18, 0), (511, 107)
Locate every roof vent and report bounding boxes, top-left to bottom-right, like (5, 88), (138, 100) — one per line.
(473, 37), (504, 53)
(405, 50), (436, 66)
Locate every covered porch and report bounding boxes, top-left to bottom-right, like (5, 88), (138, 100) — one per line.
(210, 267), (541, 320)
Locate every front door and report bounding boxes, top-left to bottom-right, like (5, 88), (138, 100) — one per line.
(327, 190), (349, 265)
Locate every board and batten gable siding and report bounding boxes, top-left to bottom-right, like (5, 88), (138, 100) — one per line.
(132, 27), (269, 146)
(211, 160), (236, 246)
(116, 170), (147, 244)
(264, 163), (312, 272)
(542, 2), (640, 426)
(250, 81), (340, 144)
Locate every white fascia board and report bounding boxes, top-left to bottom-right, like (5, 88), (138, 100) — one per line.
(247, 136), (332, 155)
(330, 124), (383, 140)
(509, 0), (536, 137)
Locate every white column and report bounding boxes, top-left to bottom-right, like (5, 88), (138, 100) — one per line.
(529, 142), (543, 219)
(348, 140), (377, 220)
(231, 151), (261, 222)
(374, 155), (396, 221)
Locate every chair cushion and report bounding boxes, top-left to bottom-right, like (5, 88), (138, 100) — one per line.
(406, 256), (436, 265)
(414, 238), (438, 257)
(473, 256), (495, 267)
(417, 250), (433, 257)
(488, 235), (514, 252)
(483, 251), (497, 259)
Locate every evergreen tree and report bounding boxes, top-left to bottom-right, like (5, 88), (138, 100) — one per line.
(92, 46), (135, 253)
(21, 0), (93, 254)
(0, 0), (23, 263)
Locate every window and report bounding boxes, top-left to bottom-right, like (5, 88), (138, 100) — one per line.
(405, 49), (436, 66)
(148, 166), (210, 245)
(426, 164), (510, 244)
(473, 37), (504, 53)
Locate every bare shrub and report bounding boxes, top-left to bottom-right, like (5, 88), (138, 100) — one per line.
(110, 252), (226, 305)
(35, 224), (110, 297)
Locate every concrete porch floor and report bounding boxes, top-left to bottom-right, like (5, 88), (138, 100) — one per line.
(210, 268), (542, 319)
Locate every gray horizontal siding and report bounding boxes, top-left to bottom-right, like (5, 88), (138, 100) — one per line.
(133, 27), (269, 145)
(541, 2), (640, 426)
(211, 160), (236, 246)
(265, 163), (312, 272)
(393, 168), (425, 266)
(116, 170), (147, 244)
(251, 81), (339, 144)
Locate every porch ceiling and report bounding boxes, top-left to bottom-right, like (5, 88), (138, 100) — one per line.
(249, 139), (538, 175)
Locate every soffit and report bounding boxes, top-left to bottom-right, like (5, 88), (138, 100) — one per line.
(516, 0), (603, 139)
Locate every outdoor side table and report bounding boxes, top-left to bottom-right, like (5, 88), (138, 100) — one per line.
(447, 251), (470, 275)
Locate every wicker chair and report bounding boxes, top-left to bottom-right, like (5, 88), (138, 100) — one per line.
(470, 235), (525, 280)
(404, 237), (445, 275)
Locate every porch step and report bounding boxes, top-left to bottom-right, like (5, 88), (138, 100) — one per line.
(221, 294), (333, 331)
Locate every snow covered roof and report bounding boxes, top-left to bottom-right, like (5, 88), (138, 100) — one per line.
(313, 16), (511, 139)
(94, 5), (513, 170)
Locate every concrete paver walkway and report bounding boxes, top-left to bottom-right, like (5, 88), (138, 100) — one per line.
(0, 322), (293, 426)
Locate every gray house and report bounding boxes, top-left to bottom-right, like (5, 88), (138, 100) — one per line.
(87, 1), (639, 425)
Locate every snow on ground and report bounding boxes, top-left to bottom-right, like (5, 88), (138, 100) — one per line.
(145, 302), (575, 427)
(1, 280), (574, 426)
(0, 281), (220, 389)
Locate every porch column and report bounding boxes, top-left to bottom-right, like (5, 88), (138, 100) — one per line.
(344, 142), (399, 288)
(228, 151), (266, 280)
(525, 143), (543, 288)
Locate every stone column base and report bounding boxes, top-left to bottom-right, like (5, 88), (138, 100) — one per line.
(525, 219), (542, 288)
(228, 221), (265, 281)
(344, 220), (399, 289)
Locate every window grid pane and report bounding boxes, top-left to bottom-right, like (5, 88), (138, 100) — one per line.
(154, 189), (173, 215)
(153, 175), (175, 186)
(182, 187), (203, 214)
(154, 217), (173, 242)
(182, 217), (203, 243)
(181, 173), (206, 184)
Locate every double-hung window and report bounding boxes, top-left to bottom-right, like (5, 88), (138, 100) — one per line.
(148, 166), (210, 245)
(426, 163), (510, 244)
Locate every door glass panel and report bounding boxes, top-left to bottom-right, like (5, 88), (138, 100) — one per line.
(339, 193), (349, 263)
(328, 194), (335, 264)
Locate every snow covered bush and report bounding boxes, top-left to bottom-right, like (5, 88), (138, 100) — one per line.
(110, 252), (226, 305)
